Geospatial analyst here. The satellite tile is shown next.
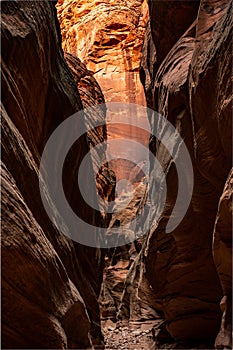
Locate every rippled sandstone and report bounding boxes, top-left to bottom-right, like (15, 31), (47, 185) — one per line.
(1, 1), (112, 348)
(135, 0), (232, 345)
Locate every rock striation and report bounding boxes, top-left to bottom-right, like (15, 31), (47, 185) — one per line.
(1, 1), (112, 348)
(134, 0), (232, 346)
(56, 1), (152, 327)
(2, 0), (232, 348)
(213, 169), (232, 349)
(56, 0), (148, 105)
(64, 51), (116, 226)
(56, 0), (149, 184)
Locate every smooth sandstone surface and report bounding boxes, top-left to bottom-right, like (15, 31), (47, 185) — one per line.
(2, 0), (232, 348)
(137, 0), (232, 344)
(1, 1), (112, 348)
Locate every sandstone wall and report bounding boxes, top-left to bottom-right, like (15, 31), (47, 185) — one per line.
(136, 0), (232, 346)
(1, 1), (111, 348)
(56, 0), (149, 184)
(56, 2), (152, 327)
(57, 0), (148, 104)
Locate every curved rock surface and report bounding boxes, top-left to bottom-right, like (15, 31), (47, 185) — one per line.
(1, 1), (111, 348)
(57, 1), (152, 327)
(64, 51), (116, 225)
(2, 159), (91, 349)
(57, 0), (148, 105)
(2, 0), (232, 348)
(213, 169), (232, 349)
(56, 0), (149, 185)
(133, 0), (232, 345)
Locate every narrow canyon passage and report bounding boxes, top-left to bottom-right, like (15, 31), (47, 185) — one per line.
(1, 1), (232, 350)
(56, 1), (232, 349)
(56, 1), (159, 347)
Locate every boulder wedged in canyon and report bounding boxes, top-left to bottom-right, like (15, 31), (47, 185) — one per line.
(99, 181), (152, 322)
(136, 0), (232, 345)
(1, 1), (112, 348)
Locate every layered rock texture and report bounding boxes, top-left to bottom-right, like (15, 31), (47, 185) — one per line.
(2, 0), (232, 349)
(64, 51), (116, 225)
(56, 1), (152, 331)
(56, 1), (232, 348)
(57, 0), (148, 105)
(99, 180), (149, 321)
(56, 0), (149, 184)
(1, 1), (111, 348)
(213, 169), (233, 349)
(128, 0), (232, 346)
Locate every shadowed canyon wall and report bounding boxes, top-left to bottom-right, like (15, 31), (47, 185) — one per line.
(2, 0), (232, 349)
(120, 0), (232, 347)
(1, 1), (113, 348)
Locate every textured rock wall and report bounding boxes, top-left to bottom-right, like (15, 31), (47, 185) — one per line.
(57, 0), (148, 104)
(1, 1), (111, 348)
(125, 0), (232, 346)
(99, 180), (149, 321)
(56, 0), (152, 326)
(213, 169), (232, 349)
(64, 51), (116, 225)
(56, 0), (149, 184)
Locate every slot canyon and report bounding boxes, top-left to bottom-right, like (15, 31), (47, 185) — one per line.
(1, 0), (232, 349)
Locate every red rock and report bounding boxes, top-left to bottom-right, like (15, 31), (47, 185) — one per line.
(1, 160), (91, 349)
(56, 0), (149, 184)
(136, 0), (232, 344)
(213, 169), (232, 349)
(1, 1), (111, 348)
(56, 0), (148, 104)
(64, 51), (116, 225)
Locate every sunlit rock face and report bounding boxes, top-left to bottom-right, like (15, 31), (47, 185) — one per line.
(56, 0), (151, 328)
(135, 0), (232, 346)
(56, 0), (149, 185)
(64, 51), (116, 225)
(57, 0), (148, 104)
(1, 1), (112, 348)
